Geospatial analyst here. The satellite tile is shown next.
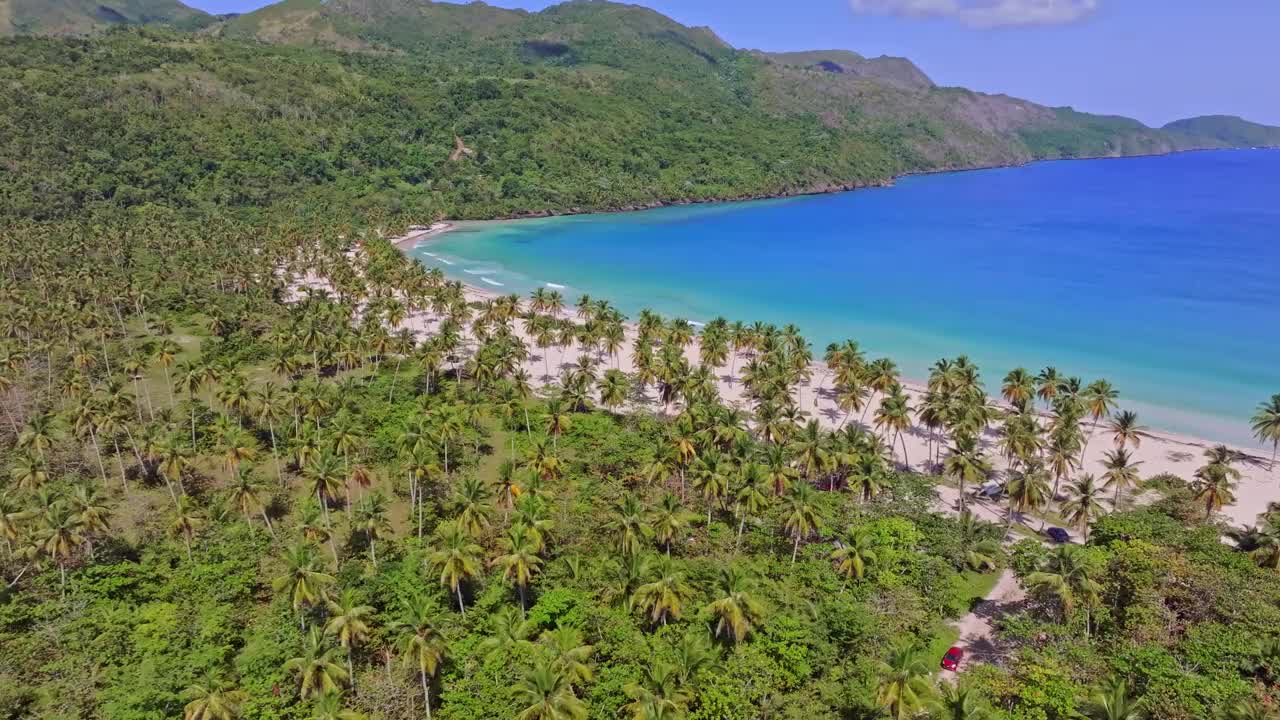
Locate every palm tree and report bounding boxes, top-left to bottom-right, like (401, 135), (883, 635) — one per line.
(273, 543), (336, 627)
(392, 596), (448, 720)
(1025, 545), (1102, 637)
(831, 525), (878, 592)
(783, 483), (823, 564)
(1191, 462), (1239, 520)
(325, 588), (375, 690)
(732, 465), (771, 552)
(609, 494), (653, 558)
(943, 435), (991, 513)
(651, 492), (691, 556)
(495, 523), (544, 613)
(597, 368), (630, 413)
(429, 521), (483, 615)
(930, 684), (993, 720)
(227, 468), (274, 537)
(876, 643), (931, 720)
(705, 566), (765, 644)
(169, 495), (206, 562)
(1108, 410), (1149, 451)
(1063, 474), (1106, 540)
(539, 626), (594, 688)
(308, 692), (367, 720)
(1035, 367), (1062, 408)
(620, 659), (688, 720)
(1251, 394), (1280, 471)
(18, 411), (57, 462)
(182, 675), (248, 720)
(514, 658), (588, 720)
(1083, 679), (1145, 720)
(633, 556), (694, 626)
(1101, 448), (1142, 510)
(285, 627), (350, 700)
(1001, 368), (1035, 408)
(351, 492), (391, 566)
(39, 502), (84, 596)
(1081, 379), (1120, 456)
(478, 606), (533, 661)
(452, 475), (493, 538)
(1005, 465), (1050, 533)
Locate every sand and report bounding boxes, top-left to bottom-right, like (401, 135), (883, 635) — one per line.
(290, 230), (1280, 531)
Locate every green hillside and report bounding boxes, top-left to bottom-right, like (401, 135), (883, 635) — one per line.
(0, 0), (211, 35)
(1164, 115), (1280, 147)
(0, 0), (1276, 226)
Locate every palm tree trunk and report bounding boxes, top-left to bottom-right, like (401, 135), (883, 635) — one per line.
(736, 516), (745, 552)
(456, 585), (466, 617)
(59, 561), (67, 598)
(260, 508), (276, 538)
(268, 419), (283, 487)
(348, 652), (356, 693)
(421, 672), (433, 720)
(87, 427), (108, 484)
(791, 533), (800, 564)
(111, 438), (130, 494)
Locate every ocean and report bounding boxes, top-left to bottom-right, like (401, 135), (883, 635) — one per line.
(409, 150), (1280, 447)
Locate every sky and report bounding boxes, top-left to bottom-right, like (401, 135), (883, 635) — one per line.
(185, 0), (1280, 127)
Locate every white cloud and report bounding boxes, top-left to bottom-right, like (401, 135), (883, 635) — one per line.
(849, 0), (1099, 28)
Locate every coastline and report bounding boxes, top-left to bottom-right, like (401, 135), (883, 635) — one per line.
(387, 228), (1278, 529)
(420, 146), (1277, 224)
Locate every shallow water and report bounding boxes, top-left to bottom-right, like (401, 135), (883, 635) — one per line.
(411, 150), (1280, 447)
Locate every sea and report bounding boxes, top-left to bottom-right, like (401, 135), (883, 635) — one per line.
(408, 150), (1280, 448)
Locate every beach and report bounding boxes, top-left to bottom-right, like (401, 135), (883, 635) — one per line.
(314, 226), (1280, 530)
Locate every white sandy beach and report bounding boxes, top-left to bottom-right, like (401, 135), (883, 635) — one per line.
(293, 227), (1280, 531)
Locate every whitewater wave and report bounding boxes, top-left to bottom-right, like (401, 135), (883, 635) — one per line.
(545, 282), (567, 289)
(480, 277), (505, 287)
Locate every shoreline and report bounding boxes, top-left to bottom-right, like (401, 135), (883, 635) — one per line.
(392, 236), (1275, 463)
(407, 146), (1277, 224)
(295, 236), (1280, 529)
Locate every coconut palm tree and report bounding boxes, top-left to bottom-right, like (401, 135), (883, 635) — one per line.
(169, 495), (206, 563)
(227, 468), (274, 537)
(285, 628), (350, 700)
(783, 483), (823, 564)
(514, 658), (587, 720)
(1101, 448), (1142, 510)
(307, 692), (366, 720)
(325, 588), (375, 690)
(732, 464), (771, 552)
(620, 659), (688, 720)
(943, 435), (991, 513)
(1081, 379), (1120, 455)
(273, 543), (336, 628)
(597, 368), (630, 413)
(1251, 394), (1280, 471)
(651, 492), (692, 557)
(1005, 465), (1050, 533)
(351, 492), (391, 566)
(929, 684), (994, 720)
(392, 595), (448, 720)
(1108, 410), (1149, 451)
(633, 556), (694, 626)
(876, 643), (931, 720)
(831, 525), (878, 592)
(495, 523), (544, 613)
(429, 521), (483, 615)
(1063, 474), (1106, 540)
(1025, 545), (1102, 637)
(39, 501), (83, 596)
(1083, 679), (1145, 720)
(539, 626), (594, 688)
(705, 566), (764, 644)
(1191, 462), (1239, 520)
(1001, 368), (1035, 408)
(182, 674), (248, 720)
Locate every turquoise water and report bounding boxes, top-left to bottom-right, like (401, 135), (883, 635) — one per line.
(411, 150), (1280, 447)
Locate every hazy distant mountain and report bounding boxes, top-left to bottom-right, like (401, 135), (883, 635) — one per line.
(1164, 115), (1280, 148)
(0, 0), (212, 35)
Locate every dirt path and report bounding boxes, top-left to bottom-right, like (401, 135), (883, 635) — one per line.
(952, 569), (1026, 669)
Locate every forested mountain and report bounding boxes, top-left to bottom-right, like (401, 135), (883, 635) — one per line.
(1164, 115), (1280, 148)
(0, 0), (211, 35)
(0, 0), (1276, 225)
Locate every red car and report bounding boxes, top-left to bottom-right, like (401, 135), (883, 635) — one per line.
(941, 646), (964, 671)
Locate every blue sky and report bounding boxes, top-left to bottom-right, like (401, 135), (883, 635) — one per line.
(186, 0), (1280, 127)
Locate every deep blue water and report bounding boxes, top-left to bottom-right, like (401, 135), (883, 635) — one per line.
(412, 150), (1280, 446)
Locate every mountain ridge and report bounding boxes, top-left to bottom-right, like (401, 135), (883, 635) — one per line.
(0, 0), (1277, 224)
